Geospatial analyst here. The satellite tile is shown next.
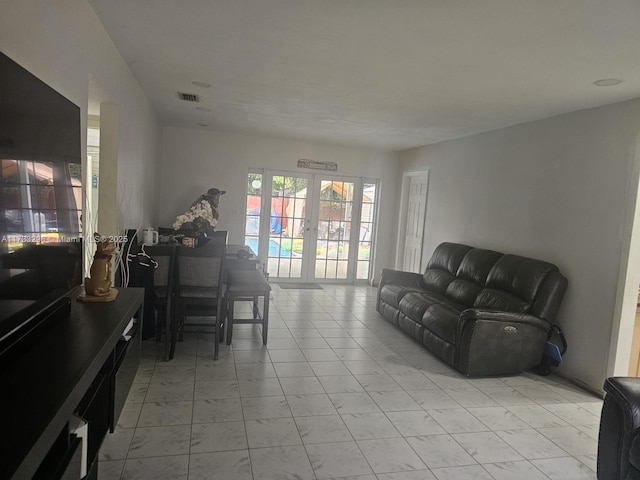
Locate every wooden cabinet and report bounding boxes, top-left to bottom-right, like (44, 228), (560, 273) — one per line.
(0, 288), (144, 480)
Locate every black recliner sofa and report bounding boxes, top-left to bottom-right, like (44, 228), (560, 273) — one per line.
(377, 242), (568, 376)
(598, 377), (640, 479)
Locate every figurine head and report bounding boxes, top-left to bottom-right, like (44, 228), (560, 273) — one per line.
(92, 233), (117, 256)
(206, 188), (226, 206)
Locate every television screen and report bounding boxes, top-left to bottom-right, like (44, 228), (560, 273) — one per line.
(0, 51), (82, 348)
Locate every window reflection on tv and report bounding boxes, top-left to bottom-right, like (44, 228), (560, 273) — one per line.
(0, 51), (83, 301)
(2, 159), (82, 246)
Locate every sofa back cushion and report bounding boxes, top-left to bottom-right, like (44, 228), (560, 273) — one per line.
(422, 243), (473, 294)
(474, 254), (560, 315)
(445, 248), (503, 307)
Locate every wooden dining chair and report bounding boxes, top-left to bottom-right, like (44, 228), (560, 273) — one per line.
(143, 244), (176, 361)
(195, 230), (228, 343)
(172, 241), (226, 360)
(210, 230), (228, 245)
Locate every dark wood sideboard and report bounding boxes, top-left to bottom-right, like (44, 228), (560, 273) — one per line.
(0, 287), (144, 480)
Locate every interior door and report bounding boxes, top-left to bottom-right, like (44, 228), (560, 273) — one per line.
(402, 172), (429, 272)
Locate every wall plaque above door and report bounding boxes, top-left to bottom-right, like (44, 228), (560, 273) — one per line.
(297, 159), (338, 171)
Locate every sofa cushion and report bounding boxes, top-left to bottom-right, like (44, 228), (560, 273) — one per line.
(473, 288), (529, 313)
(445, 279), (482, 308)
(421, 303), (462, 344)
(380, 284), (423, 309)
(422, 269), (456, 295)
(444, 248), (503, 307)
(399, 291), (446, 322)
(398, 292), (433, 322)
(456, 248), (503, 284)
(474, 254), (559, 313)
(398, 290), (465, 324)
(421, 291), (465, 311)
(422, 243), (473, 294)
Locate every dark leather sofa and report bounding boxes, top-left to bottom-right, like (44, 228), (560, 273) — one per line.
(377, 242), (568, 376)
(598, 377), (640, 480)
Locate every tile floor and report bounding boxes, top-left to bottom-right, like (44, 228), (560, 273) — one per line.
(99, 285), (602, 480)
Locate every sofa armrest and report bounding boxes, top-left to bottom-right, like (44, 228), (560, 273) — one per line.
(379, 268), (425, 289)
(455, 309), (550, 376)
(459, 309), (550, 331)
(598, 377), (640, 479)
(377, 268), (426, 314)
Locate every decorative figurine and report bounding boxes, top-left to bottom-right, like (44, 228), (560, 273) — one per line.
(173, 187), (225, 238)
(197, 187), (225, 220)
(82, 233), (118, 301)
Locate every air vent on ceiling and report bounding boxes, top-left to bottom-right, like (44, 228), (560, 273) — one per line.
(178, 92), (200, 102)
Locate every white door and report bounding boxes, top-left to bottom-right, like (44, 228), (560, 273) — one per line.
(402, 172), (429, 272)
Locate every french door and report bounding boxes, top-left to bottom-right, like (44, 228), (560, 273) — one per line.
(244, 170), (377, 283)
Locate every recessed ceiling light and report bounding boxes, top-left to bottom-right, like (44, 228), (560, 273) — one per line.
(593, 78), (622, 86)
(192, 81), (211, 88)
(196, 106), (211, 112)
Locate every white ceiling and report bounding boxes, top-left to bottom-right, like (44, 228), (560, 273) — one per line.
(88, 0), (640, 151)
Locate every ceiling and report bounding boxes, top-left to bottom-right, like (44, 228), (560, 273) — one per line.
(88, 0), (640, 151)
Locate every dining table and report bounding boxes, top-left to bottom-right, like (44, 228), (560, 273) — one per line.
(224, 243), (260, 272)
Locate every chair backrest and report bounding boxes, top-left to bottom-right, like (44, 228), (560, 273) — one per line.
(176, 243), (225, 288)
(210, 230), (228, 245)
(143, 244), (176, 288)
(196, 230), (228, 249)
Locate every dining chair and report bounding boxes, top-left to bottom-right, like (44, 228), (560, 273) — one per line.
(194, 229), (228, 249)
(210, 230), (228, 245)
(196, 230), (228, 343)
(172, 241), (226, 360)
(143, 244), (176, 361)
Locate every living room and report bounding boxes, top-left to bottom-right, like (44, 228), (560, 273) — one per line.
(3, 0), (640, 396)
(2, 2), (640, 478)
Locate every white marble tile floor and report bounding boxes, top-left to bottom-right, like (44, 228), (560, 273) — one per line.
(99, 285), (602, 480)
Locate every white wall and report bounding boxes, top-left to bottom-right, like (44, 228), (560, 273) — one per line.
(399, 98), (640, 392)
(159, 127), (400, 280)
(0, 0), (161, 234)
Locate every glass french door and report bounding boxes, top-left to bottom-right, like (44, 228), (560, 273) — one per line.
(264, 172), (311, 280)
(245, 170), (377, 283)
(312, 177), (357, 281)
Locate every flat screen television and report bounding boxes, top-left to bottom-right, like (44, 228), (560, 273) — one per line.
(0, 51), (83, 361)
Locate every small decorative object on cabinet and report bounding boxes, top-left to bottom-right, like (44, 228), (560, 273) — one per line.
(80, 233), (119, 302)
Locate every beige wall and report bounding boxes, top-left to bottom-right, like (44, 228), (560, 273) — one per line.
(158, 127), (400, 281)
(399, 98), (640, 392)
